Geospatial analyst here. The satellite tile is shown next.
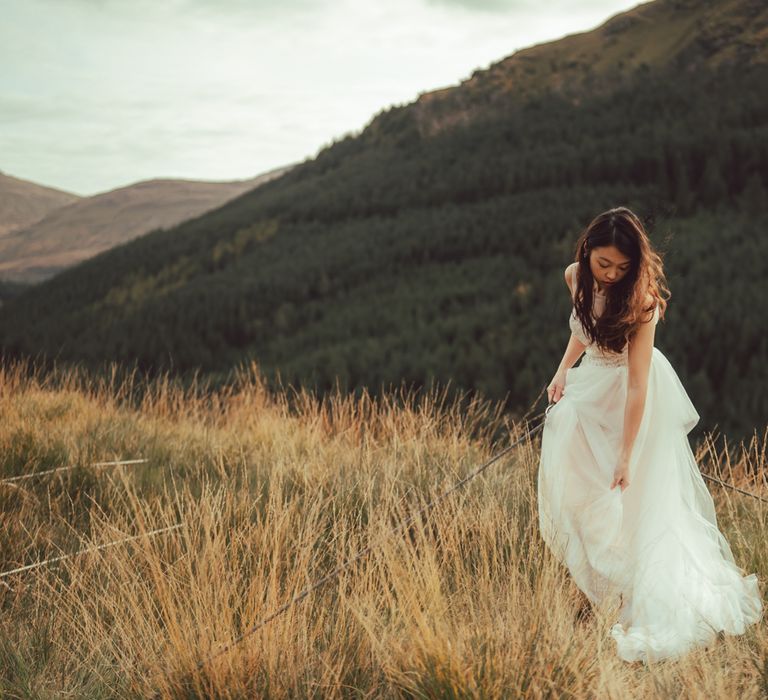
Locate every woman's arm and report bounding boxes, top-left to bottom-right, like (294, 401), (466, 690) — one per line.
(548, 333), (586, 404)
(620, 295), (657, 462)
(557, 333), (586, 374)
(559, 262), (586, 372)
(548, 265), (587, 404)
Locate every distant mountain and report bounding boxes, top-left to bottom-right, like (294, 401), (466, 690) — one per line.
(0, 171), (81, 238)
(1, 0), (767, 442)
(0, 165), (295, 283)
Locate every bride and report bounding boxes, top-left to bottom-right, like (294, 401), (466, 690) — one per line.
(537, 206), (763, 663)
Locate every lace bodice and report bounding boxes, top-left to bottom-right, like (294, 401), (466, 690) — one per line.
(568, 270), (659, 368)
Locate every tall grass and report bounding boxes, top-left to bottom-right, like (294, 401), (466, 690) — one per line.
(0, 357), (765, 698)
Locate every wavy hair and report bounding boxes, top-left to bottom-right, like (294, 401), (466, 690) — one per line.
(572, 206), (670, 354)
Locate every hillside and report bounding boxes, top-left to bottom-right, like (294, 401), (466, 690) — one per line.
(0, 171), (80, 237)
(0, 0), (766, 442)
(0, 165), (295, 283)
(412, 0), (768, 136)
(1, 361), (764, 695)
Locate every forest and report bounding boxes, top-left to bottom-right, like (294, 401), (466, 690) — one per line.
(0, 61), (766, 443)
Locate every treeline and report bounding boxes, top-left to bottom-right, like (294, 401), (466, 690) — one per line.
(0, 63), (766, 443)
(0, 280), (31, 305)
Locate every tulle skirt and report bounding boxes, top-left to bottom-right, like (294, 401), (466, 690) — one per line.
(537, 346), (763, 663)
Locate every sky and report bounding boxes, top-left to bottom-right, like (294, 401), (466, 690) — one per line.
(1, 0), (642, 197)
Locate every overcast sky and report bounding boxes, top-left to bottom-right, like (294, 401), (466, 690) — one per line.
(1, 0), (641, 196)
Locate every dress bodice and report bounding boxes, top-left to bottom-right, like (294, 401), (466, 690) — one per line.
(568, 270), (658, 368)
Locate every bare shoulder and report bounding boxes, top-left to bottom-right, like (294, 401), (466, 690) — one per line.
(564, 262), (578, 293)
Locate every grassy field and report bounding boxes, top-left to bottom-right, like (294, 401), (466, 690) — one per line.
(0, 358), (766, 698)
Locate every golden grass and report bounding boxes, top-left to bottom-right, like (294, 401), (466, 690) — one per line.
(0, 357), (765, 698)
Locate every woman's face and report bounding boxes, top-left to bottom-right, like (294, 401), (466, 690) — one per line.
(589, 245), (631, 289)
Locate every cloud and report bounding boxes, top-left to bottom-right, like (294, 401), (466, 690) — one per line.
(0, 0), (642, 194)
(24, 0), (328, 20)
(424, 0), (525, 12)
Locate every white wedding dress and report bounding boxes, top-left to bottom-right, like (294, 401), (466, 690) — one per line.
(537, 270), (763, 663)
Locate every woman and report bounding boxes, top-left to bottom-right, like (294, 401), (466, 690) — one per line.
(537, 206), (763, 664)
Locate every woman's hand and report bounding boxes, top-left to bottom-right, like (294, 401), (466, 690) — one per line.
(547, 369), (567, 404)
(610, 455), (630, 491)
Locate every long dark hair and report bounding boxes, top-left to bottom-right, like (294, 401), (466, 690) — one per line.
(573, 206), (669, 354)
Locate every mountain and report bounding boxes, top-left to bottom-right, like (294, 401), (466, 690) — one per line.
(413, 0), (768, 136)
(0, 165), (295, 283)
(1, 0), (767, 443)
(0, 171), (81, 238)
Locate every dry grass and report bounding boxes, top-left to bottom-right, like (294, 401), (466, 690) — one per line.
(0, 357), (765, 699)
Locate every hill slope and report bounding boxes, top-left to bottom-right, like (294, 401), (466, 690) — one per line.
(0, 0), (766, 442)
(0, 171), (81, 237)
(412, 0), (768, 136)
(2, 360), (763, 696)
(0, 165), (295, 283)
